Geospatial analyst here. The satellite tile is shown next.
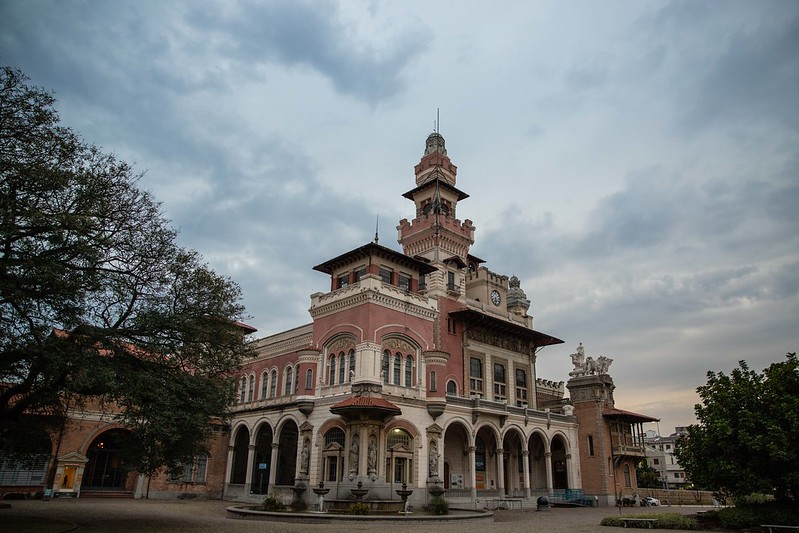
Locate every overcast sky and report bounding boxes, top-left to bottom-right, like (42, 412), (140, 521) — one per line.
(2, 0), (797, 435)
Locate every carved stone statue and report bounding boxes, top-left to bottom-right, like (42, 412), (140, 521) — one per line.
(569, 343), (613, 377)
(569, 343), (586, 377)
(367, 438), (377, 473)
(300, 440), (310, 474)
(597, 356), (613, 374)
(428, 441), (439, 478)
(349, 434), (359, 474)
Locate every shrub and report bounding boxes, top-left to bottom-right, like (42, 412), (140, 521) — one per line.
(428, 497), (449, 515)
(348, 501), (369, 515)
(718, 503), (799, 530)
(262, 494), (286, 511)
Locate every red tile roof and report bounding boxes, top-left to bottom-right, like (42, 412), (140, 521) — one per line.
(330, 396), (402, 415)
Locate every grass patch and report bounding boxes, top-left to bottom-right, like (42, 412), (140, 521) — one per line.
(601, 512), (699, 529)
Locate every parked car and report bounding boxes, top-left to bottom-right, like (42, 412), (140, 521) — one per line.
(641, 497), (661, 506)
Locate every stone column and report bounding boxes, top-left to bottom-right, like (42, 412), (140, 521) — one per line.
(545, 451), (554, 497)
(468, 446), (477, 500)
(522, 450), (531, 499)
(268, 442), (279, 488)
(244, 444), (256, 494)
(224, 445), (235, 497)
(497, 448), (505, 496)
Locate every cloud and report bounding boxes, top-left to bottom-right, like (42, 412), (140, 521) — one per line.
(190, 0), (428, 105)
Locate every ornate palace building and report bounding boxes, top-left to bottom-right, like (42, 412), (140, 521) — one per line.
(222, 132), (583, 508)
(2, 132), (655, 507)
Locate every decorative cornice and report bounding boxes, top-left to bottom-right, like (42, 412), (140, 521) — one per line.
(311, 285), (437, 321)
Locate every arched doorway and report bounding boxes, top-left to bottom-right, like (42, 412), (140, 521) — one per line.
(502, 430), (525, 497)
(229, 425), (249, 485)
(474, 426), (498, 493)
(250, 424), (273, 494)
(443, 422), (470, 491)
(528, 432), (548, 494)
(276, 421), (298, 486)
(83, 429), (131, 490)
(551, 435), (569, 490)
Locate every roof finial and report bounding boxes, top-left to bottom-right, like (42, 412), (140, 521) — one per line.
(374, 215), (379, 244)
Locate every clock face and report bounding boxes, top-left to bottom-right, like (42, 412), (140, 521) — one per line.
(491, 290), (501, 306)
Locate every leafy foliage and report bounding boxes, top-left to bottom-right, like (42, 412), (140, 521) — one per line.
(636, 458), (661, 488)
(348, 501), (369, 515)
(427, 496), (449, 515)
(262, 494), (286, 511)
(0, 67), (252, 477)
(675, 353), (799, 503)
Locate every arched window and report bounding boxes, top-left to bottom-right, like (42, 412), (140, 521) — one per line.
(295, 365), (300, 392)
(382, 350), (390, 383)
(624, 463), (632, 487)
(325, 427), (345, 447)
(348, 350), (355, 381)
(239, 376), (246, 403)
(323, 427), (345, 482)
(305, 368), (313, 389)
(284, 366), (293, 396)
(405, 355), (413, 387)
(386, 428), (413, 484)
(248, 375), (255, 402)
(393, 353), (401, 385)
(446, 380), (457, 395)
(269, 370), (277, 398)
(429, 370), (437, 392)
(260, 371), (269, 399)
(338, 353), (345, 384)
(329, 355), (336, 384)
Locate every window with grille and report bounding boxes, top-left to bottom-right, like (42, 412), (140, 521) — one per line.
(469, 357), (483, 395)
(515, 368), (527, 406)
(379, 267), (393, 284)
(284, 366), (293, 395)
(493, 363), (506, 401)
(446, 380), (457, 395)
(393, 353), (401, 385)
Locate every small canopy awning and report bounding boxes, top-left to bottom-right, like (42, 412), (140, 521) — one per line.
(330, 396), (402, 420)
(603, 407), (660, 423)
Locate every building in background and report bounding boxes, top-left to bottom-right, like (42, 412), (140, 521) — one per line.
(644, 427), (690, 489)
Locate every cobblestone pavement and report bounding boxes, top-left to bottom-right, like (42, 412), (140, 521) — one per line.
(1, 498), (721, 533)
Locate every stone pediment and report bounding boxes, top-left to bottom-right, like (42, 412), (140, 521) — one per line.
(425, 423), (443, 436)
(57, 451), (88, 464)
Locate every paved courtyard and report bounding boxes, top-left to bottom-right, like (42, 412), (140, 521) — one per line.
(1, 498), (722, 533)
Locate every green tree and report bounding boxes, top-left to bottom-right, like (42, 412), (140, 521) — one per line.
(0, 67), (252, 484)
(635, 458), (661, 489)
(675, 353), (799, 503)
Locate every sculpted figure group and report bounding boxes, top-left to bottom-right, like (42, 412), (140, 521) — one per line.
(569, 343), (613, 377)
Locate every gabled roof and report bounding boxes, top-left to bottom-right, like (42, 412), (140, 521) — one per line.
(313, 242), (438, 276)
(448, 308), (564, 347)
(603, 407), (660, 423)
